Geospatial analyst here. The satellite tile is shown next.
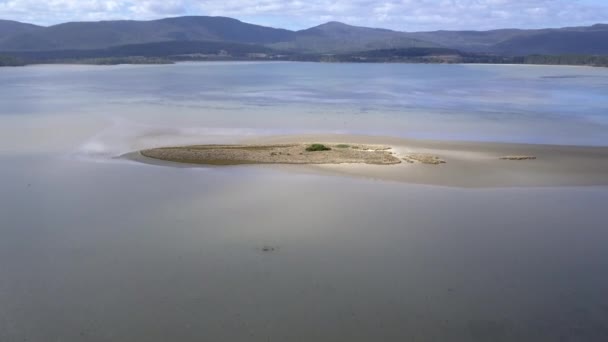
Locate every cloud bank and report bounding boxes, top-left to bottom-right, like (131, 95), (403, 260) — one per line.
(1, 0), (607, 31)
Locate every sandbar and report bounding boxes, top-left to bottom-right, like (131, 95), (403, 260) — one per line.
(128, 134), (608, 188)
(140, 143), (401, 165)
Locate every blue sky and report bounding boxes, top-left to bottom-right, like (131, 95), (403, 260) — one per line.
(1, 0), (607, 31)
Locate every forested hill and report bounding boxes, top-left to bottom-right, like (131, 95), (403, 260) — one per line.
(1, 16), (607, 56)
(1, 16), (607, 67)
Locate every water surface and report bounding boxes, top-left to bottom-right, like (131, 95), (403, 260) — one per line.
(1, 62), (608, 341)
(1, 62), (608, 156)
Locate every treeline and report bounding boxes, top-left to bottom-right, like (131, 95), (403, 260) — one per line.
(301, 48), (608, 67)
(326, 48), (462, 63)
(524, 55), (608, 67)
(0, 40), (277, 64)
(306, 48), (521, 64)
(0, 55), (25, 66)
(353, 48), (462, 58)
(2, 43), (608, 68)
(52, 57), (174, 65)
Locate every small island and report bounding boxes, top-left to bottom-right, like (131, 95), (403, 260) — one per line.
(140, 143), (403, 165)
(128, 135), (608, 188)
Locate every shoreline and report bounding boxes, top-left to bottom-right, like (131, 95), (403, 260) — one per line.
(5, 60), (607, 69)
(127, 134), (608, 188)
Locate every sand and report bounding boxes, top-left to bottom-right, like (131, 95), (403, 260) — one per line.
(140, 143), (401, 165)
(129, 134), (608, 188)
(403, 153), (447, 164)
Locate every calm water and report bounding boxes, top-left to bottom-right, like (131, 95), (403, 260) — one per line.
(1, 62), (608, 155)
(1, 62), (608, 341)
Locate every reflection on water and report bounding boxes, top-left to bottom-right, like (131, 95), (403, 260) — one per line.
(1, 62), (608, 150)
(1, 62), (608, 341)
(2, 157), (608, 341)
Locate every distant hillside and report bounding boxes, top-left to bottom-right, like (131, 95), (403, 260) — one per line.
(0, 16), (294, 51)
(403, 29), (530, 52)
(0, 18), (436, 53)
(492, 30), (608, 56)
(0, 16), (607, 57)
(405, 24), (608, 54)
(270, 22), (438, 53)
(0, 19), (41, 42)
(294, 22), (608, 55)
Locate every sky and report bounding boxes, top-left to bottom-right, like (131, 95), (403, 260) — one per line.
(0, 0), (607, 31)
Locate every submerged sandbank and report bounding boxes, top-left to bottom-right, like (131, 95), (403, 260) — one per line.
(129, 135), (608, 188)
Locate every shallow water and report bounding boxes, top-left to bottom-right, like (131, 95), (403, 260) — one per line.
(1, 62), (608, 341)
(1, 62), (608, 157)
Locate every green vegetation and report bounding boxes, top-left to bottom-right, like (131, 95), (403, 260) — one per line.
(67, 57), (174, 65)
(336, 144), (351, 148)
(306, 144), (332, 152)
(2, 17), (608, 61)
(3, 40), (608, 68)
(315, 48), (520, 65)
(2, 40), (276, 65)
(524, 55), (608, 67)
(297, 49), (608, 68)
(0, 55), (25, 66)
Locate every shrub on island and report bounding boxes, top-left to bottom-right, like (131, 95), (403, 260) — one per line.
(306, 144), (332, 152)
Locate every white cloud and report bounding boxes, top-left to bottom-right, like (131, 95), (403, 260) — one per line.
(0, 0), (606, 30)
(128, 1), (187, 16)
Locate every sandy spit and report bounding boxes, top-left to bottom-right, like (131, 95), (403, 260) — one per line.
(140, 143), (401, 165)
(128, 134), (608, 188)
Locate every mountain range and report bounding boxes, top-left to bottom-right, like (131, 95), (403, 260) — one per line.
(1, 16), (607, 58)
